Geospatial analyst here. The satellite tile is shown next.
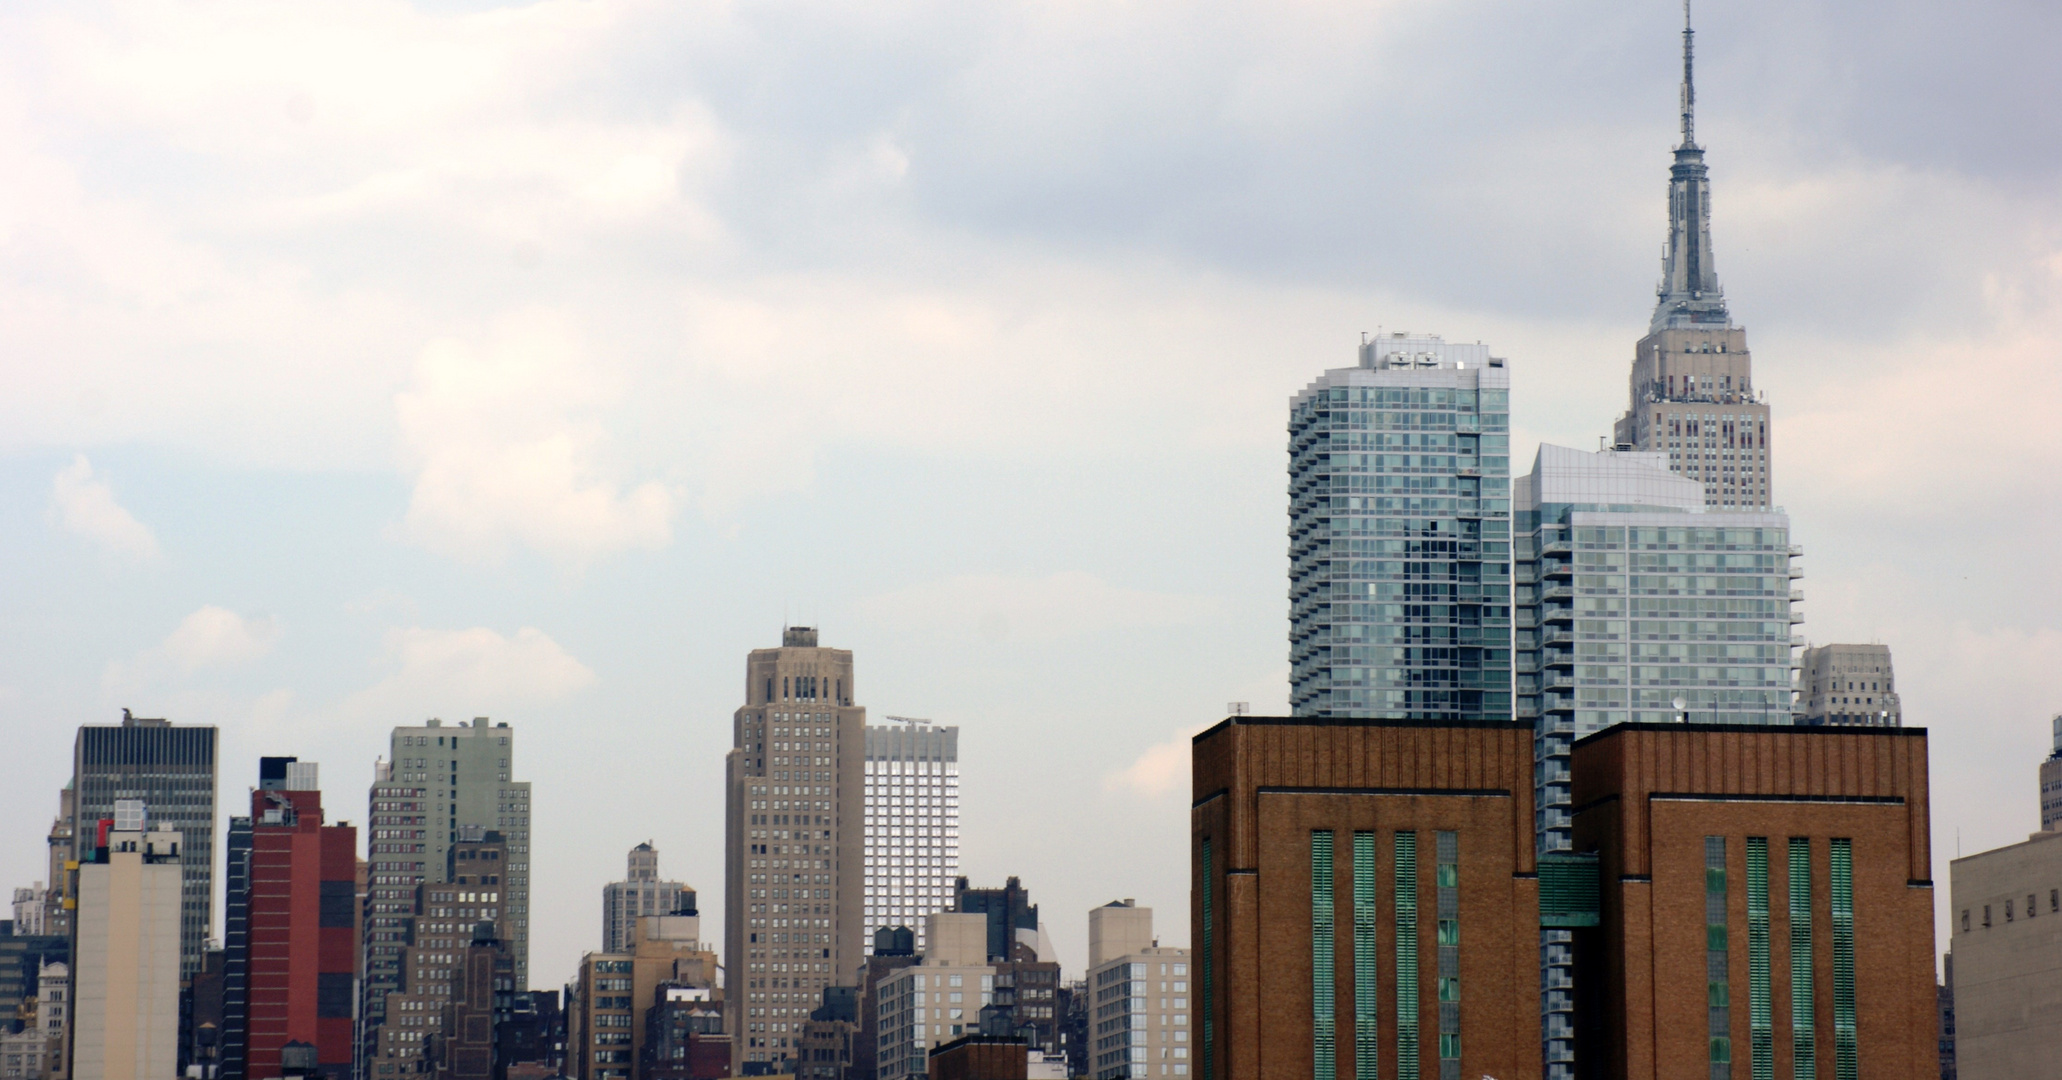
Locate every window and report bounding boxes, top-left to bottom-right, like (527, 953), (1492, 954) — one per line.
(1394, 832), (1419, 1080)
(1311, 831), (1336, 1078)
(1791, 838), (1815, 1078)
(1830, 840), (1858, 1080)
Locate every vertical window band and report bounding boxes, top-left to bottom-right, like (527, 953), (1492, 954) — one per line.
(1201, 839), (1214, 1080)
(1746, 837), (1771, 1080)
(1353, 832), (1379, 1080)
(1829, 839), (1856, 1080)
(1789, 839), (1815, 1080)
(1395, 832), (1420, 1080)
(1314, 831), (1337, 1078)
(1706, 836), (1731, 1080)
(1435, 831), (1460, 1080)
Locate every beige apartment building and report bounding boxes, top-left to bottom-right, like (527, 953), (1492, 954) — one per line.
(725, 627), (866, 1074)
(568, 915), (718, 1080)
(1948, 827), (2062, 1079)
(69, 804), (181, 1080)
(873, 913), (996, 1080)
(1085, 900), (1190, 1080)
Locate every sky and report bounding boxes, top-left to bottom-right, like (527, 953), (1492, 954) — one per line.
(3, 0), (2059, 988)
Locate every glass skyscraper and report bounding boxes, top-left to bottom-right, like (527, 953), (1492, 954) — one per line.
(1287, 333), (1513, 720)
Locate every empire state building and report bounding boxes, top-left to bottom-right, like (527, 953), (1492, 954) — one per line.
(1611, 5), (1771, 510)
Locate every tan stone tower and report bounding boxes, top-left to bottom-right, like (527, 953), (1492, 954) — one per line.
(1613, 1), (1773, 511)
(724, 627), (865, 1075)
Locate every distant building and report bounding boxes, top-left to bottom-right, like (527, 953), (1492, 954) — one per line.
(2041, 715), (2062, 832)
(71, 713), (218, 978)
(1575, 722), (1937, 1080)
(604, 844), (691, 954)
(925, 1034), (1025, 1080)
(222, 759), (356, 1080)
(1939, 952), (1956, 1080)
(567, 915), (717, 1080)
(640, 984), (724, 1080)
(1948, 826), (2062, 1079)
(1287, 334), (1515, 720)
(0, 958), (68, 1080)
(864, 722), (960, 954)
(795, 986), (857, 1080)
(875, 914), (996, 1080)
(364, 828), (514, 1080)
(1799, 643), (1902, 726)
(1191, 716), (1542, 1080)
(951, 879), (1040, 966)
(724, 627), (866, 1075)
(70, 801), (184, 1080)
(854, 927), (920, 1080)
(1083, 901), (1188, 1080)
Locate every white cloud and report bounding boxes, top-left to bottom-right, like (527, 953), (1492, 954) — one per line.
(50, 454), (160, 561)
(856, 572), (1220, 643)
(339, 625), (596, 722)
(392, 313), (676, 565)
(162, 606), (280, 672)
(1104, 732), (1193, 799)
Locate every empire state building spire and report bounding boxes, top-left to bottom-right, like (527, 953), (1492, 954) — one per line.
(1652, 0), (1728, 332)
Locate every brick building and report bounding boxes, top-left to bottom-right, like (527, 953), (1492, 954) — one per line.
(1571, 723), (1935, 1080)
(1190, 717), (1541, 1080)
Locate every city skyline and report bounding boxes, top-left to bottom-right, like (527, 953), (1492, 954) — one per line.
(2, 0), (2059, 999)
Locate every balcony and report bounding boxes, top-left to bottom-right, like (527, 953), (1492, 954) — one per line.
(1542, 672), (1574, 691)
(1541, 539), (1572, 555)
(1540, 583), (1574, 602)
(1790, 589), (1806, 603)
(1541, 560), (1573, 579)
(1541, 626), (1574, 646)
(1542, 650), (1574, 670)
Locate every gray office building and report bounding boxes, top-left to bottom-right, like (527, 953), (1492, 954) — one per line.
(863, 720), (960, 953)
(70, 711), (218, 977)
(1798, 642), (1902, 726)
(1287, 333), (1514, 720)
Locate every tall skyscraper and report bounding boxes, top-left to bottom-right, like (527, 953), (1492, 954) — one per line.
(1288, 334), (1514, 719)
(70, 800), (185, 1080)
(1512, 443), (1799, 1075)
(221, 758), (357, 1080)
(863, 720), (960, 952)
(1798, 642), (1902, 726)
(1611, 6), (1772, 510)
(71, 712), (218, 978)
(602, 843), (692, 954)
(724, 627), (865, 1074)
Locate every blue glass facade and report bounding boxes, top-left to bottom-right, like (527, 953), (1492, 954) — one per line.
(1288, 335), (1514, 720)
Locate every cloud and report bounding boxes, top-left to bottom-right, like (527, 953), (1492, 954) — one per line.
(1104, 732), (1194, 800)
(339, 625), (596, 723)
(161, 606), (280, 672)
(50, 455), (160, 561)
(392, 313), (676, 565)
(856, 572), (1220, 643)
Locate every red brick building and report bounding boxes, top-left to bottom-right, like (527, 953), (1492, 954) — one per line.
(1571, 723), (1936, 1080)
(1191, 717), (1541, 1080)
(244, 758), (358, 1079)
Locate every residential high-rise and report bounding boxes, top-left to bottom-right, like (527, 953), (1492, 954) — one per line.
(2039, 715), (2062, 832)
(1083, 901), (1189, 1080)
(1190, 716), (1543, 1080)
(0, 958), (67, 1080)
(70, 801), (184, 1080)
(604, 844), (692, 954)
(1611, 7), (1771, 511)
(223, 758), (357, 1080)
(1576, 722), (1937, 1080)
(863, 721), (960, 953)
(565, 915), (717, 1080)
(1799, 643), (1902, 726)
(1287, 334), (1514, 719)
(364, 828), (514, 1080)
(71, 712), (218, 978)
(362, 717), (533, 1070)
(873, 913), (997, 1080)
(724, 627), (865, 1074)
(855, 927), (920, 1080)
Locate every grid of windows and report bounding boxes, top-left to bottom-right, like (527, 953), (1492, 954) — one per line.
(1312, 832), (1336, 1077)
(862, 725), (958, 952)
(1705, 837), (1730, 1080)
(1789, 839), (1814, 1080)
(1287, 338), (1514, 722)
(1394, 832), (1419, 1080)
(1434, 832), (1459, 1080)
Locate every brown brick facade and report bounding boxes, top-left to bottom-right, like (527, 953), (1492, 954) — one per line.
(1571, 724), (1935, 1080)
(1191, 717), (1541, 1080)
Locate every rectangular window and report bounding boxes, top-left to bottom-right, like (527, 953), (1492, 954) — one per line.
(1436, 831), (1459, 1080)
(1706, 837), (1732, 1080)
(1746, 837), (1772, 1080)
(1201, 839), (1213, 1080)
(1790, 839), (1815, 1080)
(1829, 840), (1857, 1080)
(1353, 831), (1379, 1080)
(1314, 831), (1337, 1078)
(1395, 832), (1419, 1080)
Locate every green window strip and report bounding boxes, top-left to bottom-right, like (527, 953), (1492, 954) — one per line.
(1315, 831), (1337, 1078)
(1396, 832), (1419, 1080)
(1829, 840), (1857, 1080)
(1747, 837), (1772, 1080)
(1789, 839), (1814, 1080)
(1354, 832), (1379, 1080)
(1437, 830), (1459, 1068)
(1706, 836), (1729, 1077)
(1201, 839), (1213, 1080)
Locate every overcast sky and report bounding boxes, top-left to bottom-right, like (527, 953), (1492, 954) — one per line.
(3, 0), (2058, 985)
